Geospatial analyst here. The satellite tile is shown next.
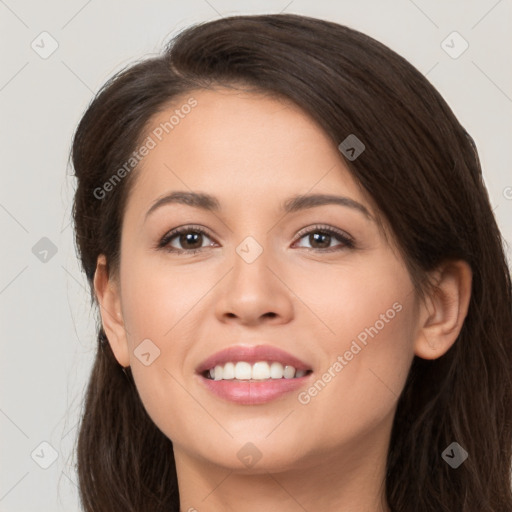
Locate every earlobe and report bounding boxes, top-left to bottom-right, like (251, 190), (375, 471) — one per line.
(414, 260), (472, 360)
(93, 254), (131, 367)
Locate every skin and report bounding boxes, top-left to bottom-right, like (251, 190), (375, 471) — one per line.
(94, 87), (472, 512)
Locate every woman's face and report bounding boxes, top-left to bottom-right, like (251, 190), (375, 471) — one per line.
(106, 87), (422, 472)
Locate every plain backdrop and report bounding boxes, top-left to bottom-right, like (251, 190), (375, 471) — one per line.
(1, 1), (511, 510)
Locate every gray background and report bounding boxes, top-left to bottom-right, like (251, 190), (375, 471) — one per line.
(1, 1), (511, 510)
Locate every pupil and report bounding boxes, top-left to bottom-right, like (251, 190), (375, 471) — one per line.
(182, 232), (201, 249)
(312, 232), (329, 248)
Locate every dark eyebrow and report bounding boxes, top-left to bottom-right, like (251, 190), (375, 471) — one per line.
(145, 191), (221, 221)
(282, 193), (372, 219)
(144, 191), (372, 221)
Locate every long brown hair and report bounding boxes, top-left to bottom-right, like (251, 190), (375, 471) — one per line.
(70, 13), (512, 511)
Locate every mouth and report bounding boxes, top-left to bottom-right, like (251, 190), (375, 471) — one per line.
(196, 345), (314, 404)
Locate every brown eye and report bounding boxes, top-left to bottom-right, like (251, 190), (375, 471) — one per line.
(307, 232), (332, 249)
(293, 225), (354, 252)
(157, 224), (354, 255)
(176, 231), (204, 250)
(158, 226), (216, 254)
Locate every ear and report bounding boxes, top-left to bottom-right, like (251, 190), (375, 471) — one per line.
(93, 254), (130, 367)
(414, 260), (472, 359)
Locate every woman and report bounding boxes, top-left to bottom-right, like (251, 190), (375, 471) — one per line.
(70, 13), (512, 512)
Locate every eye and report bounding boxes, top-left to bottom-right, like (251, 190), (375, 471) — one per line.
(157, 225), (217, 254)
(157, 223), (354, 255)
(293, 224), (354, 252)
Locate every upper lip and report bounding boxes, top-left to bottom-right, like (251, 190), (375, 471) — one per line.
(196, 344), (312, 374)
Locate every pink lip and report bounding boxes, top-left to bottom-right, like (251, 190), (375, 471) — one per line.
(199, 376), (312, 405)
(195, 344), (313, 405)
(196, 344), (312, 374)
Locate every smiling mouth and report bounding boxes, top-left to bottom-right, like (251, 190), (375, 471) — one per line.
(201, 361), (313, 381)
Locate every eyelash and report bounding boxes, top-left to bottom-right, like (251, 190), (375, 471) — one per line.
(156, 224), (355, 255)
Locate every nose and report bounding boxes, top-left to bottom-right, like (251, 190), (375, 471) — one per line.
(214, 239), (294, 327)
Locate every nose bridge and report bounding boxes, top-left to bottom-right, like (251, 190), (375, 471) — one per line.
(235, 233), (268, 266)
(214, 227), (293, 324)
(226, 204), (275, 268)
(230, 231), (274, 292)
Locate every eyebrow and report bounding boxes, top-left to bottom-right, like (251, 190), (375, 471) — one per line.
(144, 190), (372, 221)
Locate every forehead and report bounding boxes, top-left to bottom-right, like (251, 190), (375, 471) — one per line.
(123, 87), (373, 222)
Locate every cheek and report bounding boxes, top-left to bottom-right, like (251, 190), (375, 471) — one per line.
(311, 305), (415, 448)
(294, 259), (416, 435)
(120, 255), (211, 343)
(118, 258), (218, 439)
(294, 252), (414, 353)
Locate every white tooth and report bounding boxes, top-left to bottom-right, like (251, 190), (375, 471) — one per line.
(214, 365), (223, 381)
(283, 365), (296, 379)
(235, 361), (252, 380)
(209, 361), (307, 380)
(269, 362), (284, 379)
(223, 362), (235, 380)
(252, 361), (270, 380)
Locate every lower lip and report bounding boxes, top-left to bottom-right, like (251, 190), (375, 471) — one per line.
(198, 374), (312, 405)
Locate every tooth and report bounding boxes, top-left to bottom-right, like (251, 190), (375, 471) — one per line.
(252, 361), (270, 380)
(283, 365), (296, 379)
(269, 362), (284, 379)
(207, 361), (308, 381)
(235, 361), (252, 380)
(214, 365), (223, 381)
(223, 362), (235, 380)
